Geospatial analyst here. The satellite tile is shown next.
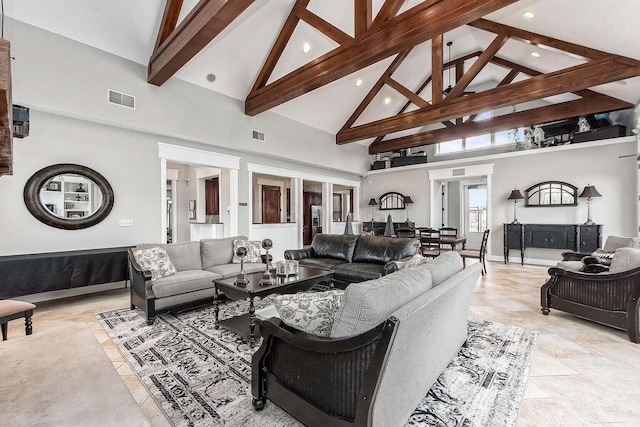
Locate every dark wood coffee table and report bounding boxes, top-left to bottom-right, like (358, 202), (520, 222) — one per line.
(213, 266), (334, 346)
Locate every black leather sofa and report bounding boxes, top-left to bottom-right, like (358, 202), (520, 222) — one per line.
(284, 234), (419, 288)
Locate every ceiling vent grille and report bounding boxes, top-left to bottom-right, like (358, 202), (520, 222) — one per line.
(252, 130), (265, 141)
(108, 90), (135, 109)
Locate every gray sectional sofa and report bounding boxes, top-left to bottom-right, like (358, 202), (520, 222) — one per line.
(253, 251), (483, 426)
(284, 234), (419, 288)
(128, 236), (266, 324)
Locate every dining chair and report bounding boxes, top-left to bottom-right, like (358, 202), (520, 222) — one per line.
(458, 229), (490, 275)
(438, 227), (458, 250)
(419, 228), (441, 258)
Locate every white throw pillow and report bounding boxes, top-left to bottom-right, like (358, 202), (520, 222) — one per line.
(275, 290), (345, 337)
(232, 239), (262, 263)
(132, 247), (177, 281)
(404, 254), (430, 269)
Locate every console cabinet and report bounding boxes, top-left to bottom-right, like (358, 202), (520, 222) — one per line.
(504, 223), (602, 265)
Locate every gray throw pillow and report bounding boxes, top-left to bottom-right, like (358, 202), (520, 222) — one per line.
(232, 239), (262, 263)
(609, 248), (640, 273)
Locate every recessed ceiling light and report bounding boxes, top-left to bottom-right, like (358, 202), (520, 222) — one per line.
(530, 51), (541, 58)
(356, 78), (363, 87)
(523, 11), (535, 19)
(384, 97), (391, 105)
(206, 73), (216, 82)
(303, 43), (311, 54)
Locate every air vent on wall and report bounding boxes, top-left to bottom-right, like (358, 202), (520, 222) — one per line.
(252, 130), (265, 141)
(452, 168), (466, 176)
(108, 89), (135, 109)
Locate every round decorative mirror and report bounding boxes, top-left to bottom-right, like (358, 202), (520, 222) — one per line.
(24, 164), (114, 230)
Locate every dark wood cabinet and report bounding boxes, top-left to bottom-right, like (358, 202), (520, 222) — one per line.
(205, 178), (219, 215)
(504, 223), (602, 265)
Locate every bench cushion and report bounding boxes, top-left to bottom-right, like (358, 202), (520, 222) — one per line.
(151, 270), (219, 299)
(0, 300), (36, 317)
(330, 267), (433, 338)
(205, 263), (265, 278)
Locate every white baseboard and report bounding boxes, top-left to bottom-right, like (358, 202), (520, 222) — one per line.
(486, 254), (556, 267)
(18, 281), (127, 303)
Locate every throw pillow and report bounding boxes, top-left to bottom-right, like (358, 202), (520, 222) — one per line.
(404, 254), (430, 269)
(275, 290), (345, 337)
(232, 239), (262, 263)
(132, 247), (177, 281)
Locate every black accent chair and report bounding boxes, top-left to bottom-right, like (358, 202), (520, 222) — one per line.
(541, 265), (640, 343)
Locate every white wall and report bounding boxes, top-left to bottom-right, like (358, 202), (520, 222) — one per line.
(362, 138), (637, 263)
(250, 224), (298, 263)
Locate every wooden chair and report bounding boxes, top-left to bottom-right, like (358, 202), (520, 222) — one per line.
(458, 229), (489, 275)
(0, 300), (35, 340)
(419, 228), (441, 258)
(439, 227), (457, 251)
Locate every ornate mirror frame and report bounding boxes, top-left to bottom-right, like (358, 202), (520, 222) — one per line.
(24, 163), (114, 230)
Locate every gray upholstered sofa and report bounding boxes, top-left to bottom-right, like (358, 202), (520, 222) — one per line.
(284, 234), (419, 288)
(128, 236), (266, 324)
(253, 251), (482, 426)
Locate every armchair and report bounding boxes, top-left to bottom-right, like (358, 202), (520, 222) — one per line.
(557, 236), (640, 272)
(542, 248), (640, 343)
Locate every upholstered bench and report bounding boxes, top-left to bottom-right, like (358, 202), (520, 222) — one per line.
(0, 300), (36, 340)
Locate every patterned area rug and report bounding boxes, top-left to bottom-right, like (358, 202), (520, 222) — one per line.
(96, 299), (538, 427)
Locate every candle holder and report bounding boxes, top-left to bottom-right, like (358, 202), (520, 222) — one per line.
(234, 246), (248, 287)
(259, 239), (275, 286)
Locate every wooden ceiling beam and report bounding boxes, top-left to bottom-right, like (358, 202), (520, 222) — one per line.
(368, 95), (633, 154)
(340, 50), (411, 131)
(153, 0), (185, 52)
(355, 0), (372, 37)
(431, 34), (443, 105)
(297, 8), (353, 46)
(250, 0), (310, 92)
(445, 33), (508, 99)
(148, 0), (255, 86)
(468, 19), (613, 61)
(385, 76), (430, 109)
(337, 56), (640, 144)
(369, 0), (409, 32)
(245, 0), (518, 116)
(466, 68), (518, 123)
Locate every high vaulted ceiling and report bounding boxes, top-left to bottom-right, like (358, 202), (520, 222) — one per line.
(6, 0), (640, 154)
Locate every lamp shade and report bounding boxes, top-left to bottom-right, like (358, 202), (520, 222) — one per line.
(403, 195), (414, 205)
(368, 198), (378, 206)
(579, 185), (602, 198)
(507, 189), (524, 200)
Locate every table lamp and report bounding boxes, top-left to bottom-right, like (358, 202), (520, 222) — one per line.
(579, 185), (602, 225)
(234, 246), (248, 287)
(368, 198), (378, 221)
(507, 189), (524, 224)
(404, 195), (414, 221)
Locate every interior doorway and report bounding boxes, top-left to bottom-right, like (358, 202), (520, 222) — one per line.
(262, 185), (281, 223)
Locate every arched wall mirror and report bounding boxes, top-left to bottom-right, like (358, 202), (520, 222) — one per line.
(24, 164), (114, 230)
(524, 181), (577, 207)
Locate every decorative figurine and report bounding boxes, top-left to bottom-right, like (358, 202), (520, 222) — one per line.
(259, 239), (275, 286)
(532, 125), (545, 146)
(577, 116), (591, 133)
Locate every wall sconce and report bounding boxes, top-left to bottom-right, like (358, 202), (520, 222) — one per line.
(368, 198), (378, 221)
(579, 185), (602, 225)
(507, 189), (524, 224)
(403, 195), (414, 221)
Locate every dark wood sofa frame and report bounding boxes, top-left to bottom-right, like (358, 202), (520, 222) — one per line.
(541, 265), (640, 343)
(252, 317), (398, 426)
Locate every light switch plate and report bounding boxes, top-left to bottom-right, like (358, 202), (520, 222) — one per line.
(119, 219), (134, 227)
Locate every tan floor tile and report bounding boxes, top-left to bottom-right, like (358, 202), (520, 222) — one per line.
(101, 338), (125, 362)
(122, 375), (151, 406)
(528, 351), (579, 377)
(139, 397), (172, 427)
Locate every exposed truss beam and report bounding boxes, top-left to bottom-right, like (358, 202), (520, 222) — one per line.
(354, 0), (372, 37)
(468, 19), (611, 61)
(297, 8), (353, 45)
(369, 95), (633, 154)
(466, 68), (519, 123)
(432, 34), (443, 105)
(369, 0), (405, 31)
(445, 33), (508, 99)
(148, 0), (255, 86)
(154, 0), (185, 52)
(250, 0), (310, 93)
(337, 56), (640, 144)
(245, 0), (517, 116)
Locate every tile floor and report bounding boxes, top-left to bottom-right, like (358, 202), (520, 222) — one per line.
(4, 260), (640, 426)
